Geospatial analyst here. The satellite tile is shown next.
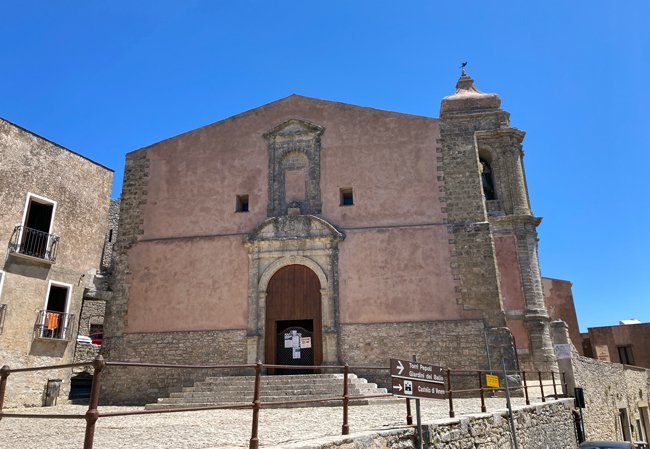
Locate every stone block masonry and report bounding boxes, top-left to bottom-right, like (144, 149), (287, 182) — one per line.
(340, 320), (489, 390)
(282, 399), (577, 449)
(100, 329), (247, 405)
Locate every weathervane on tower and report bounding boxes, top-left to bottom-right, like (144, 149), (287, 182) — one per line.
(460, 61), (468, 76)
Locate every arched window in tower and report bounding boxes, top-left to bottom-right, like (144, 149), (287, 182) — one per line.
(480, 159), (496, 200)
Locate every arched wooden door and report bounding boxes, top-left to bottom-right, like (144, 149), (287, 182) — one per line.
(265, 264), (322, 374)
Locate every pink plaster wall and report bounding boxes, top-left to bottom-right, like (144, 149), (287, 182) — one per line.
(285, 169), (306, 203)
(494, 235), (530, 349)
(126, 95), (461, 332)
(587, 323), (650, 369)
(542, 277), (583, 354)
(339, 226), (479, 324)
(494, 235), (525, 311)
(506, 319), (529, 349)
(125, 236), (248, 333)
(139, 95), (445, 240)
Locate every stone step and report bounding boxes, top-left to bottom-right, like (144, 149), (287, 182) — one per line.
(145, 374), (388, 410)
(186, 380), (377, 393)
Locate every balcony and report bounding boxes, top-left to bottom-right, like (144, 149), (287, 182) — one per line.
(33, 310), (75, 341)
(8, 225), (59, 263)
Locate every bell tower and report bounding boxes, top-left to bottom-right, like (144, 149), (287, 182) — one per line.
(439, 70), (556, 373)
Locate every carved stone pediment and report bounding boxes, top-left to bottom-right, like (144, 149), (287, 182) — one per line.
(245, 215), (344, 243)
(264, 119), (325, 216)
(263, 119), (324, 141)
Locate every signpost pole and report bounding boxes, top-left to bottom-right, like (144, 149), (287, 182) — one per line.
(412, 355), (423, 449)
(503, 359), (519, 449)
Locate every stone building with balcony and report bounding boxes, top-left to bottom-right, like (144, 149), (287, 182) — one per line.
(102, 72), (561, 404)
(0, 117), (113, 407)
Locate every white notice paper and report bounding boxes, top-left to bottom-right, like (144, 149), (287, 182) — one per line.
(553, 344), (571, 360)
(284, 334), (293, 348)
(300, 337), (311, 348)
(292, 348), (300, 359)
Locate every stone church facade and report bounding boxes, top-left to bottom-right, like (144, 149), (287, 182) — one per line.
(102, 73), (557, 403)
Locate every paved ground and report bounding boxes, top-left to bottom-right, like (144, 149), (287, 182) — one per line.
(0, 396), (543, 448)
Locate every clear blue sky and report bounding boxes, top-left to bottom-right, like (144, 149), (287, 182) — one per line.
(2, 1), (648, 331)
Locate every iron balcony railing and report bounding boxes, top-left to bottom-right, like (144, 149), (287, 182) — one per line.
(8, 225), (59, 263)
(33, 310), (75, 341)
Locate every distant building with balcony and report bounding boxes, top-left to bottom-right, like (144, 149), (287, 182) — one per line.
(0, 117), (113, 407)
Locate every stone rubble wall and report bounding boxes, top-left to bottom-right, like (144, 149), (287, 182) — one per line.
(572, 353), (649, 441)
(340, 320), (489, 390)
(284, 399), (577, 449)
(100, 329), (248, 404)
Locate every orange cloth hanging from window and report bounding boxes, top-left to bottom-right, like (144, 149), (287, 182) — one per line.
(46, 312), (59, 330)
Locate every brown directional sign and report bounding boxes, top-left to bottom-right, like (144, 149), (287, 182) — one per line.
(390, 358), (445, 384)
(391, 377), (447, 399)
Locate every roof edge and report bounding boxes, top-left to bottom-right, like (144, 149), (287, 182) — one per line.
(0, 116), (114, 172)
(127, 94), (438, 156)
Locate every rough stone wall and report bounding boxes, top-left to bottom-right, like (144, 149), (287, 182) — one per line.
(103, 150), (149, 341)
(552, 320), (650, 442)
(76, 298), (106, 336)
(340, 320), (488, 389)
(100, 199), (120, 273)
(100, 329), (247, 405)
(0, 118), (113, 407)
(572, 354), (649, 441)
(293, 399), (577, 449)
(437, 82), (509, 331)
(438, 75), (555, 374)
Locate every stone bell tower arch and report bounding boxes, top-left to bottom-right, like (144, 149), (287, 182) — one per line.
(439, 71), (556, 373)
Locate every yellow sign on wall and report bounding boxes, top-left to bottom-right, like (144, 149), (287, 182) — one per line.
(485, 374), (500, 388)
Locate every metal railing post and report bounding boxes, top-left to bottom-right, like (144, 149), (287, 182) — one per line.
(447, 368), (454, 418)
(478, 371), (486, 413)
(342, 364), (349, 435)
(522, 371), (530, 405)
(83, 355), (106, 449)
(405, 398), (413, 425)
(551, 372), (558, 399)
(538, 371), (545, 402)
(0, 365), (10, 419)
(249, 361), (263, 449)
(562, 372), (568, 397)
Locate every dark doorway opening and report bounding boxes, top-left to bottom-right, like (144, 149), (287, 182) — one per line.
(275, 320), (314, 375)
(47, 286), (68, 312)
(22, 199), (54, 258)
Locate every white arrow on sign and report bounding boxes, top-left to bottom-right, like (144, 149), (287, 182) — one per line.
(393, 384), (403, 392)
(396, 360), (404, 375)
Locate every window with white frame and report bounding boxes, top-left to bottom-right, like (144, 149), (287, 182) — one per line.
(14, 193), (59, 261)
(35, 280), (74, 340)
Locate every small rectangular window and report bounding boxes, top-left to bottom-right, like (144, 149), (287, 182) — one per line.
(236, 195), (249, 213)
(108, 229), (113, 243)
(340, 188), (354, 206)
(617, 345), (635, 365)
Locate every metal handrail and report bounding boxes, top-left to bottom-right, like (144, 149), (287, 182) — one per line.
(8, 225), (59, 263)
(33, 310), (75, 341)
(0, 357), (568, 449)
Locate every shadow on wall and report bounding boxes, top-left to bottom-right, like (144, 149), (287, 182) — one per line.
(29, 339), (68, 358)
(2, 259), (51, 280)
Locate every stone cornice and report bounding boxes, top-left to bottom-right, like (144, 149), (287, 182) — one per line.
(475, 127), (526, 143)
(489, 214), (542, 228)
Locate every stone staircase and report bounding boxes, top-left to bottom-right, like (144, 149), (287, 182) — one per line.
(145, 373), (389, 410)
